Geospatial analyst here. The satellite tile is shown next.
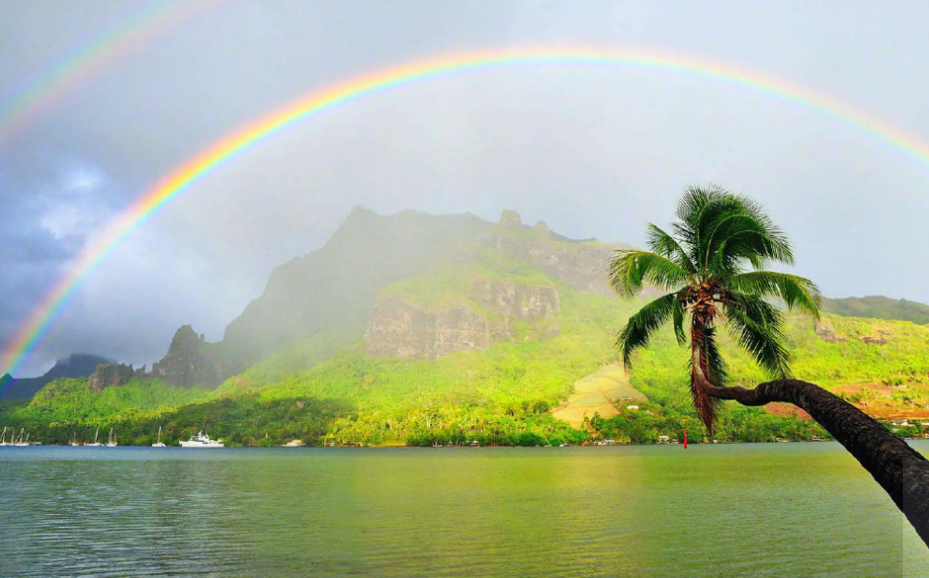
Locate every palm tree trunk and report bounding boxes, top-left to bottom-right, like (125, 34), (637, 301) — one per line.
(703, 379), (929, 546)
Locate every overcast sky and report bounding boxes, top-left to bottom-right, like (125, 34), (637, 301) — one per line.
(2, 0), (928, 376)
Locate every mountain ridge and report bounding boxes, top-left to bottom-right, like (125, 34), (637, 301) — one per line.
(0, 353), (113, 400)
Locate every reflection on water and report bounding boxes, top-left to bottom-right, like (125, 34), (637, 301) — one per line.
(1, 443), (926, 577)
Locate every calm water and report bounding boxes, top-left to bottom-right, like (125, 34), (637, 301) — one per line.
(1, 443), (927, 578)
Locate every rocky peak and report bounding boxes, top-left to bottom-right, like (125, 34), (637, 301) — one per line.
(166, 325), (204, 356)
(499, 209), (522, 228)
(88, 363), (144, 392)
(151, 325), (223, 387)
(477, 230), (627, 297)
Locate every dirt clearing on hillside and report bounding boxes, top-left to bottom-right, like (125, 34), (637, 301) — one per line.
(550, 365), (647, 428)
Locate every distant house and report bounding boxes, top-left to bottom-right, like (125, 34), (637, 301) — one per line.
(626, 405), (640, 411)
(657, 435), (670, 444)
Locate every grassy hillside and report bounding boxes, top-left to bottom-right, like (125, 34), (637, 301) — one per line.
(13, 280), (929, 446)
(5, 231), (929, 446)
(823, 296), (929, 325)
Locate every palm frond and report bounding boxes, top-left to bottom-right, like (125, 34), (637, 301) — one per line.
(725, 271), (821, 316)
(723, 294), (791, 378)
(608, 250), (691, 297)
(616, 293), (680, 367)
(709, 214), (794, 269)
(672, 297), (687, 346)
(646, 223), (697, 273)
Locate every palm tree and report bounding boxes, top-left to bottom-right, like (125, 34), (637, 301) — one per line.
(610, 185), (929, 546)
(609, 184), (821, 432)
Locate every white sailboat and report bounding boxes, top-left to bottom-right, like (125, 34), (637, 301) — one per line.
(152, 426), (166, 448)
(85, 427), (104, 447)
(179, 431), (223, 448)
(69, 432), (80, 447)
(105, 428), (118, 447)
(12, 428), (30, 447)
(0, 426), (8, 447)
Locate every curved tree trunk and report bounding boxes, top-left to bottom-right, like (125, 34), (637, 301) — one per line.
(703, 379), (929, 547)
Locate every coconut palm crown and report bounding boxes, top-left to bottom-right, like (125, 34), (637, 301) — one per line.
(609, 185), (822, 432)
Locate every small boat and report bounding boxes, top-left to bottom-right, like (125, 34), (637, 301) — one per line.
(85, 427), (104, 447)
(179, 431), (223, 448)
(12, 428), (30, 447)
(152, 426), (166, 448)
(281, 439), (305, 447)
(69, 432), (80, 447)
(105, 428), (118, 447)
(0, 426), (8, 447)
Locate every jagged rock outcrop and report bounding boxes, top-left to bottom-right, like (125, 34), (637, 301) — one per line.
(476, 210), (635, 297)
(814, 317), (847, 343)
(860, 335), (888, 345)
(366, 281), (560, 359)
(151, 325), (223, 387)
(88, 363), (144, 392)
(470, 280), (560, 338)
(366, 301), (492, 359)
(499, 209), (523, 228)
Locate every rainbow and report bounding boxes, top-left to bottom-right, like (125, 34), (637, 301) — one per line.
(0, 0), (211, 148)
(5, 46), (929, 378)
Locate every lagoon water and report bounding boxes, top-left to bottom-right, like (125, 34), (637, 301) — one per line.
(1, 443), (927, 578)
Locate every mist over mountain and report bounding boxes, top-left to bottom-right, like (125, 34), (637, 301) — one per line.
(130, 207), (929, 389)
(1, 353), (112, 400)
(4, 206), (929, 449)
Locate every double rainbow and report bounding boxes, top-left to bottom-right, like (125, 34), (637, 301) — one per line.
(4, 46), (929, 378)
(0, 0), (211, 147)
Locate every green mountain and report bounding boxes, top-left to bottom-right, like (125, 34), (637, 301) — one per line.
(3, 208), (929, 447)
(823, 296), (929, 325)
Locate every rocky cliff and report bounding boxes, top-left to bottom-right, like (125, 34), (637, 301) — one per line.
(88, 363), (146, 392)
(150, 325), (224, 387)
(366, 280), (560, 359)
(477, 210), (633, 297)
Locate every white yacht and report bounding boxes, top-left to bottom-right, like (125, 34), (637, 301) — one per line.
(152, 426), (166, 448)
(0, 426), (8, 446)
(85, 427), (104, 447)
(179, 431), (223, 448)
(105, 428), (118, 447)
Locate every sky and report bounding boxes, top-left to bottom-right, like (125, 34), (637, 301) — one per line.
(1, 0), (928, 377)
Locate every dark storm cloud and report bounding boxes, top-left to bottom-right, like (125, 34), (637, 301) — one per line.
(1, 0), (928, 375)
